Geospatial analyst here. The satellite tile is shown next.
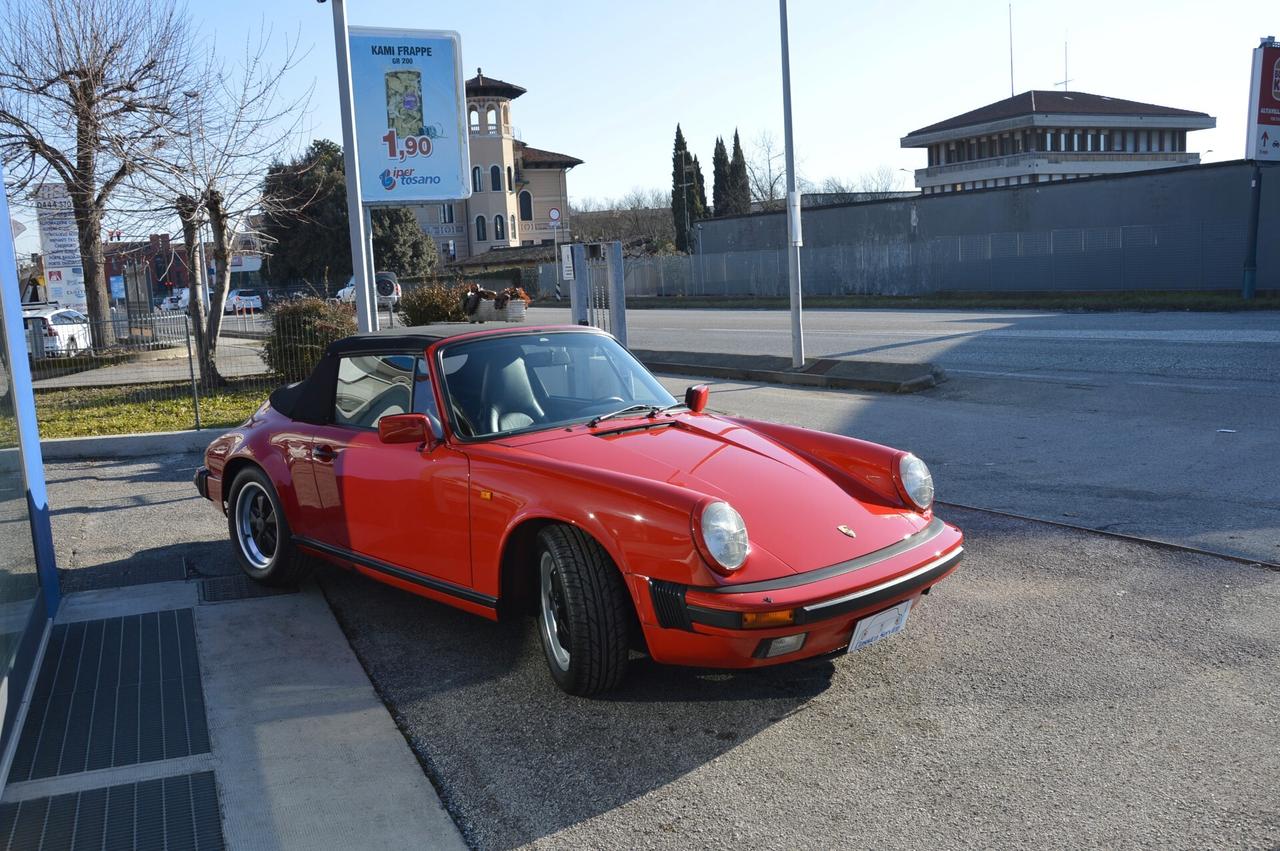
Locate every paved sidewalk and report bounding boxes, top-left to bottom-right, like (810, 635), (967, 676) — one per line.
(18, 454), (466, 850)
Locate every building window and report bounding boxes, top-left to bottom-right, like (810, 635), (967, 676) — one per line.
(494, 215), (506, 241)
(490, 165), (502, 191)
(486, 105), (498, 131)
(510, 214), (516, 238)
(475, 216), (487, 242)
(440, 204), (454, 224)
(445, 240), (456, 261)
(518, 190), (533, 221)
(472, 166), (482, 192)
(469, 107), (479, 132)
(506, 166), (514, 191)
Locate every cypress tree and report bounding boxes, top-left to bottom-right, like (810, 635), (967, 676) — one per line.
(671, 124), (691, 252)
(692, 154), (707, 218)
(727, 129), (751, 215)
(711, 137), (729, 217)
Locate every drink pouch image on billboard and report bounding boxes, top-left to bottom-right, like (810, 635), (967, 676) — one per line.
(349, 27), (471, 203)
(386, 70), (425, 137)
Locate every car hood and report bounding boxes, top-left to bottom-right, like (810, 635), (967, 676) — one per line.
(516, 416), (930, 575)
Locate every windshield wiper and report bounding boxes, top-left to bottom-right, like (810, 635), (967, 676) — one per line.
(587, 404), (656, 428)
(648, 402), (688, 418)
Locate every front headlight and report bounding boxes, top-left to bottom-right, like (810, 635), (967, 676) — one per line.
(897, 453), (934, 511)
(700, 501), (749, 572)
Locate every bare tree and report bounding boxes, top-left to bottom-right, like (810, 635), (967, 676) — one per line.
(745, 131), (787, 212)
(819, 166), (905, 201)
(571, 187), (674, 248)
(0, 0), (188, 339)
(132, 29), (312, 385)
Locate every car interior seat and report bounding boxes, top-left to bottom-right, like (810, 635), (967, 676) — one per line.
(481, 352), (545, 434)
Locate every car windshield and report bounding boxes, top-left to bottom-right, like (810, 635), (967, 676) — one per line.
(438, 331), (676, 438)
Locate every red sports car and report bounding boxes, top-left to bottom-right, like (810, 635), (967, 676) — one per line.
(195, 325), (963, 694)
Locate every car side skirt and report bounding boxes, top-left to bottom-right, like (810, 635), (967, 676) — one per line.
(294, 536), (498, 615)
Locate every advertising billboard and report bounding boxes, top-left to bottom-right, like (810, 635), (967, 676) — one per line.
(348, 27), (470, 204)
(1246, 38), (1280, 161)
(33, 183), (87, 311)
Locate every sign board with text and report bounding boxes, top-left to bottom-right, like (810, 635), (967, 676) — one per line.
(349, 27), (471, 204)
(1246, 39), (1280, 161)
(34, 183), (87, 311)
(560, 244), (575, 280)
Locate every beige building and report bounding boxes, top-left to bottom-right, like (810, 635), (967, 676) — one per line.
(414, 70), (582, 263)
(902, 90), (1215, 195)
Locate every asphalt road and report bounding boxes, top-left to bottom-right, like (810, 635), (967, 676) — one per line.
(529, 306), (1280, 564)
(43, 452), (1280, 851)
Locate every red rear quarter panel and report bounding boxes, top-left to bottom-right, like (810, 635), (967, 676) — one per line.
(203, 405), (314, 523)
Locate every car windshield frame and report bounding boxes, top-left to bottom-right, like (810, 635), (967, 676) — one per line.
(434, 329), (677, 442)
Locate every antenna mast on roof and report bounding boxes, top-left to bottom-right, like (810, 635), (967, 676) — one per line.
(1055, 37), (1073, 91)
(1007, 4), (1015, 97)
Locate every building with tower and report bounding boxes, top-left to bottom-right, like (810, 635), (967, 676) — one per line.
(414, 70), (582, 263)
(901, 91), (1215, 194)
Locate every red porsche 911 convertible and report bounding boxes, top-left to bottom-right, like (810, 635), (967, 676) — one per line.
(195, 324), (963, 694)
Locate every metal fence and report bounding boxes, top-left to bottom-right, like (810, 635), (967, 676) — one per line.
(622, 220), (1253, 298)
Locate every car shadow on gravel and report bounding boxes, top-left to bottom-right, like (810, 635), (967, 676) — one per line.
(315, 561), (836, 850)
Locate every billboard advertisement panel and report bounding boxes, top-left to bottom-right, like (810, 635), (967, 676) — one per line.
(1246, 39), (1280, 161)
(348, 27), (470, 204)
(33, 183), (87, 311)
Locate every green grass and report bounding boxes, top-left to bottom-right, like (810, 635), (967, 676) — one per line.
(31, 382), (268, 439)
(620, 290), (1280, 312)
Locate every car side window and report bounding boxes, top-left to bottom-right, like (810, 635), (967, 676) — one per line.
(334, 354), (415, 429)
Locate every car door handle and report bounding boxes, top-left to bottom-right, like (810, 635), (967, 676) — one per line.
(313, 445), (337, 463)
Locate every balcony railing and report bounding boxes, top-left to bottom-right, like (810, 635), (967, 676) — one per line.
(917, 151), (1198, 179)
(468, 124), (522, 141)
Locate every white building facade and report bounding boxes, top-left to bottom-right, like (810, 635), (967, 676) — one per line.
(902, 91), (1216, 195)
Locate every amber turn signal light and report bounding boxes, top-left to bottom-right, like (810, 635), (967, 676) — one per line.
(741, 610), (796, 629)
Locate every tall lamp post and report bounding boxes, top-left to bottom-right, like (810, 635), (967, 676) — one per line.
(779, 0), (804, 367)
(322, 0), (375, 332)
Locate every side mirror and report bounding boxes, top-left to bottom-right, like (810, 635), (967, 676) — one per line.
(378, 413), (435, 449)
(684, 384), (710, 413)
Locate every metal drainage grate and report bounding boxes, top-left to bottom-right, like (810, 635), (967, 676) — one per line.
(9, 610), (210, 782)
(198, 574), (298, 604)
(0, 771), (224, 850)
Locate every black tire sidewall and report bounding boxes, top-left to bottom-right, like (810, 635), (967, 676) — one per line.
(227, 468), (294, 584)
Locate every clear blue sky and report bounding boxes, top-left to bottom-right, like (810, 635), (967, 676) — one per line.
(10, 0), (1270, 254)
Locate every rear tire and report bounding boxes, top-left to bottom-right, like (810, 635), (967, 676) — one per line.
(227, 467), (310, 586)
(535, 525), (631, 695)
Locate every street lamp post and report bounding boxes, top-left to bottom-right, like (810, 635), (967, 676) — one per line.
(325, 0), (376, 332)
(779, 0), (804, 368)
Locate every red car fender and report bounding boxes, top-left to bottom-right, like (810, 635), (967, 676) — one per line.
(720, 416), (912, 511)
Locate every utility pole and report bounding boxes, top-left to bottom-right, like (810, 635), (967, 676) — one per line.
(779, 0), (804, 367)
(327, 0), (376, 332)
(1243, 164), (1262, 300)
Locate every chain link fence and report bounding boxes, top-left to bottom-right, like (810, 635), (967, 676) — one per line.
(623, 220), (1252, 298)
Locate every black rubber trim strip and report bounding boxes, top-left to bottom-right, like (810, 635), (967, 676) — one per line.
(701, 517), (947, 595)
(793, 548), (962, 625)
(685, 602), (743, 630)
(294, 536), (498, 608)
(193, 468), (210, 500)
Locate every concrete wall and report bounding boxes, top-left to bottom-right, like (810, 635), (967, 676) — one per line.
(689, 161), (1277, 294)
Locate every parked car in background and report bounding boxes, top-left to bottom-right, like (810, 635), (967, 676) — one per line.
(337, 272), (400, 309)
(195, 324), (963, 695)
(22, 304), (92, 358)
(157, 288), (206, 312)
(225, 289), (264, 313)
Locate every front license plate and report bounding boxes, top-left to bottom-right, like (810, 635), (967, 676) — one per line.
(847, 600), (912, 653)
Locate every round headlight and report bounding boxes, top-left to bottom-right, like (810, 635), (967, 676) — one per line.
(898, 453), (934, 511)
(700, 501), (749, 572)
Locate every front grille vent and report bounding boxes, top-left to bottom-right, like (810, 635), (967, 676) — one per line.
(649, 579), (692, 630)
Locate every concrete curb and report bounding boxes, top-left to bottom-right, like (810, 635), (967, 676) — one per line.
(41, 428), (213, 461)
(633, 350), (944, 394)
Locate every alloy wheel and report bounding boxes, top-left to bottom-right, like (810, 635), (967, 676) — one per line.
(235, 482), (278, 569)
(539, 551), (572, 671)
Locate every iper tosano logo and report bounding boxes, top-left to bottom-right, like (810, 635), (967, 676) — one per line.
(378, 167), (441, 190)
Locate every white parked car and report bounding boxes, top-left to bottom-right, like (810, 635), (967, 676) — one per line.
(337, 272), (400, 309)
(22, 305), (92, 358)
(224, 289), (264, 314)
(158, 288), (195, 312)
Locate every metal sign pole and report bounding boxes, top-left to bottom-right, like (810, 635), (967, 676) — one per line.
(779, 0), (805, 368)
(329, 0), (375, 333)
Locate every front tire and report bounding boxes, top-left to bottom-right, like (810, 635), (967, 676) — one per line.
(535, 525), (631, 695)
(227, 468), (309, 586)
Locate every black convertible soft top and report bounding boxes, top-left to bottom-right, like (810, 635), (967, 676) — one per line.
(267, 323), (590, 423)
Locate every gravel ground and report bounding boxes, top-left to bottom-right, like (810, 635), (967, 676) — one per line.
(317, 506), (1280, 850)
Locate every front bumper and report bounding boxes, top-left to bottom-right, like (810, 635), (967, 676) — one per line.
(637, 519), (964, 668)
(194, 467), (211, 500)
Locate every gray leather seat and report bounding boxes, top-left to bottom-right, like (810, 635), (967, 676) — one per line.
(481, 355), (544, 433)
